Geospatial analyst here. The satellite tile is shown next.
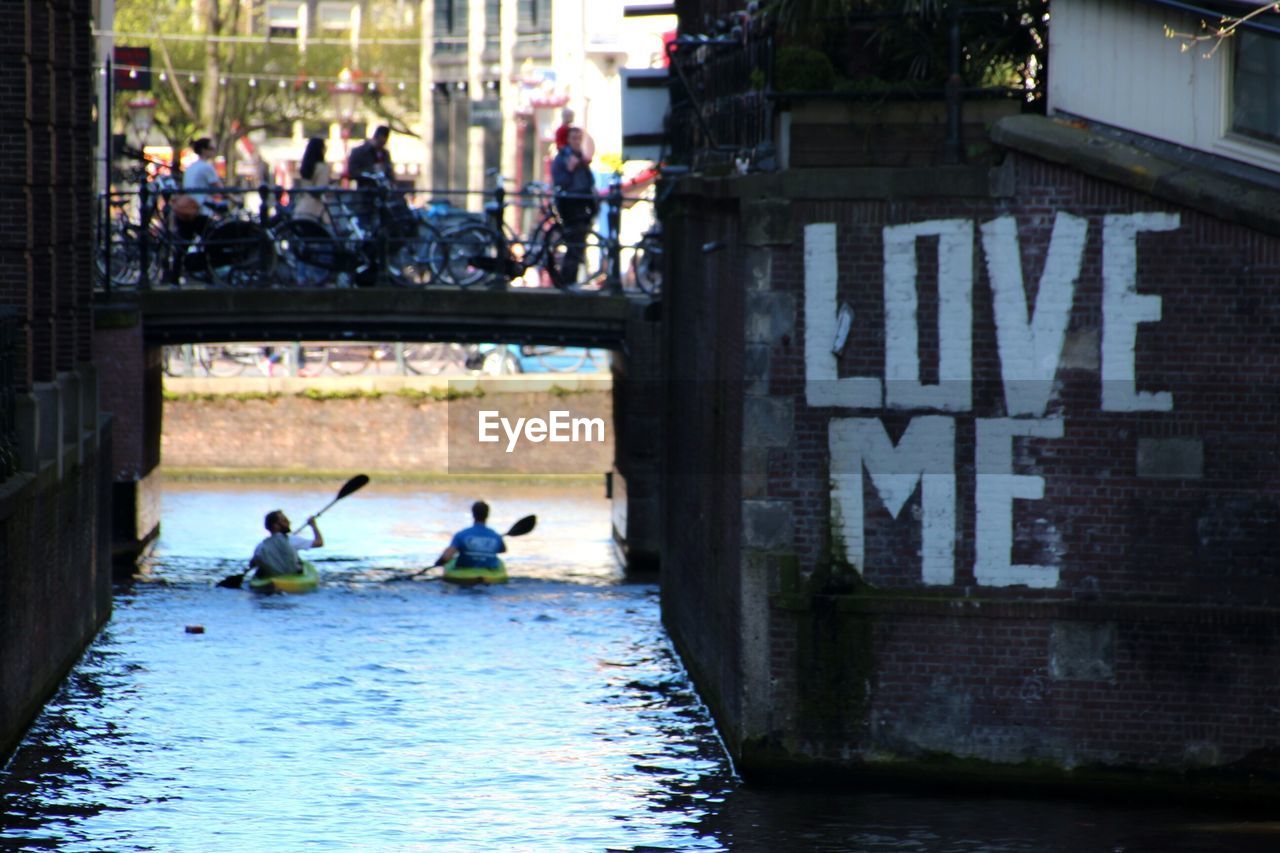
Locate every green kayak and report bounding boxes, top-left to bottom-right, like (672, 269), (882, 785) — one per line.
(249, 560), (319, 594)
(442, 557), (508, 586)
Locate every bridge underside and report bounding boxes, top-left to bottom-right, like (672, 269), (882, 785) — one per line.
(108, 288), (640, 348)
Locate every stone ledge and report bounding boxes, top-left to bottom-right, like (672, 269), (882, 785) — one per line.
(991, 114), (1280, 238)
(675, 165), (995, 201)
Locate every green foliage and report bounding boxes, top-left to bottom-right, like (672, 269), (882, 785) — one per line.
(767, 0), (1045, 96)
(395, 386), (487, 402)
(774, 46), (838, 91)
(112, 0), (422, 171)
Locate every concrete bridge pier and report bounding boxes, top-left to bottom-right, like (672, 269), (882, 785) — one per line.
(92, 306), (162, 575)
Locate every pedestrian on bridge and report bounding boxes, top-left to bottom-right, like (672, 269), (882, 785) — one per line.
(346, 126), (395, 228)
(294, 137), (334, 223)
(551, 127), (598, 289)
(182, 137), (225, 220)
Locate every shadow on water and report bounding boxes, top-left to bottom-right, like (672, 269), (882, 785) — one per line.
(2, 479), (1278, 850)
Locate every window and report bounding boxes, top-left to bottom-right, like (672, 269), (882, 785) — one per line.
(436, 0), (469, 35)
(519, 0), (552, 32)
(317, 1), (357, 32)
(486, 0), (501, 53)
(1232, 31), (1280, 146)
(267, 1), (303, 38)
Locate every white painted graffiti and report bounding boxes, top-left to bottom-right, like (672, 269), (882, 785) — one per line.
(808, 213), (1179, 587)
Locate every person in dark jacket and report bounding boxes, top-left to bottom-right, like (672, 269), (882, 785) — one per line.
(550, 127), (598, 288)
(346, 126), (394, 228)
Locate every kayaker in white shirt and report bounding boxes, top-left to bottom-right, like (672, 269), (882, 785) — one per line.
(250, 510), (323, 578)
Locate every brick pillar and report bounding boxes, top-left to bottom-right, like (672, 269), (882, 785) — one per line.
(26, 1), (55, 384)
(70, 0), (95, 364)
(610, 300), (663, 571)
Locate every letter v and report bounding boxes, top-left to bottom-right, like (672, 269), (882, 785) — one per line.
(980, 213), (1086, 417)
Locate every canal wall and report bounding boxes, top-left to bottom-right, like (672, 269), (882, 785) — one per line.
(1, 0), (111, 764)
(159, 375), (614, 476)
(660, 116), (1280, 797)
(1, 371), (112, 763)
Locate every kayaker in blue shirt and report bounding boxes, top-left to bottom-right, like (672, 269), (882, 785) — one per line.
(436, 501), (506, 569)
(250, 510), (323, 578)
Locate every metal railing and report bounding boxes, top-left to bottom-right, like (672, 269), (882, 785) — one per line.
(667, 32), (776, 172)
(94, 178), (657, 298)
(666, 6), (1036, 172)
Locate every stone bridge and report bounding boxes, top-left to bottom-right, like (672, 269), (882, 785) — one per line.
(93, 286), (662, 572)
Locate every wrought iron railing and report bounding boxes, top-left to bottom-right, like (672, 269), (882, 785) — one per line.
(0, 306), (19, 481)
(666, 32), (776, 172)
(94, 177), (655, 297)
(665, 5), (1038, 172)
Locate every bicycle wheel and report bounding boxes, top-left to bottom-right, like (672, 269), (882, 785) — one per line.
(542, 224), (607, 289)
(383, 221), (439, 286)
(327, 345), (371, 375)
(276, 218), (340, 287)
(632, 235), (663, 296)
(296, 344), (330, 377)
(404, 342), (468, 375)
(437, 223), (503, 288)
(204, 219), (277, 288)
(525, 345), (590, 373)
(94, 221), (138, 289)
(197, 344), (250, 377)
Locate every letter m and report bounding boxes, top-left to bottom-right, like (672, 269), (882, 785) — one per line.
(828, 416), (956, 585)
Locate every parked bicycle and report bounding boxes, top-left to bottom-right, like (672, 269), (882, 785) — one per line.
(436, 176), (610, 290)
(163, 343), (328, 377)
(272, 179), (453, 288)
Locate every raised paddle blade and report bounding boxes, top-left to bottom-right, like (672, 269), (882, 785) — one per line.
(505, 515), (536, 537)
(309, 474), (372, 521)
(336, 474), (370, 500)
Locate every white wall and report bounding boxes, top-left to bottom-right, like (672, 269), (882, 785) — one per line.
(1049, 0), (1280, 174)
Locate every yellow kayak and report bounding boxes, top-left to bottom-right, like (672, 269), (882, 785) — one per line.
(442, 557), (508, 586)
(249, 560), (320, 594)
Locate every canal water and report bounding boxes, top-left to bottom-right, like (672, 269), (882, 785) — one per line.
(1, 481), (1275, 851)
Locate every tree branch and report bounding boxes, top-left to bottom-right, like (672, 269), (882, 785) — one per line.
(1165, 2), (1280, 58)
(157, 39), (197, 121)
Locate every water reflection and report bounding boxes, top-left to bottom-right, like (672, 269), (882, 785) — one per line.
(1, 480), (1276, 851)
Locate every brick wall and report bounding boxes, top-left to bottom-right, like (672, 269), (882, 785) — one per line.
(160, 389), (614, 475)
(0, 1), (111, 764)
(662, 152), (1280, 791)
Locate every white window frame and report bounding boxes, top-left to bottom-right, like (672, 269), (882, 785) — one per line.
(1214, 30), (1280, 173)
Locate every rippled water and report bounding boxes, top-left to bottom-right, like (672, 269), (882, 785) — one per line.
(2, 481), (1276, 851)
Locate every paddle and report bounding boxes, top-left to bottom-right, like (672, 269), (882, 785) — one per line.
(406, 514), (537, 580)
(217, 474), (371, 589)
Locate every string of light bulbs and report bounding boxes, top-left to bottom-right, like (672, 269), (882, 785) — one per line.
(98, 63), (418, 92)
(94, 28), (433, 47)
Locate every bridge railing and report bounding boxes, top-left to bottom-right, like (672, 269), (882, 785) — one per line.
(94, 179), (660, 298)
(0, 306), (19, 481)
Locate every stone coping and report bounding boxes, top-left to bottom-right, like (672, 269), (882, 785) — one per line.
(163, 373), (613, 396)
(991, 114), (1280, 237)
